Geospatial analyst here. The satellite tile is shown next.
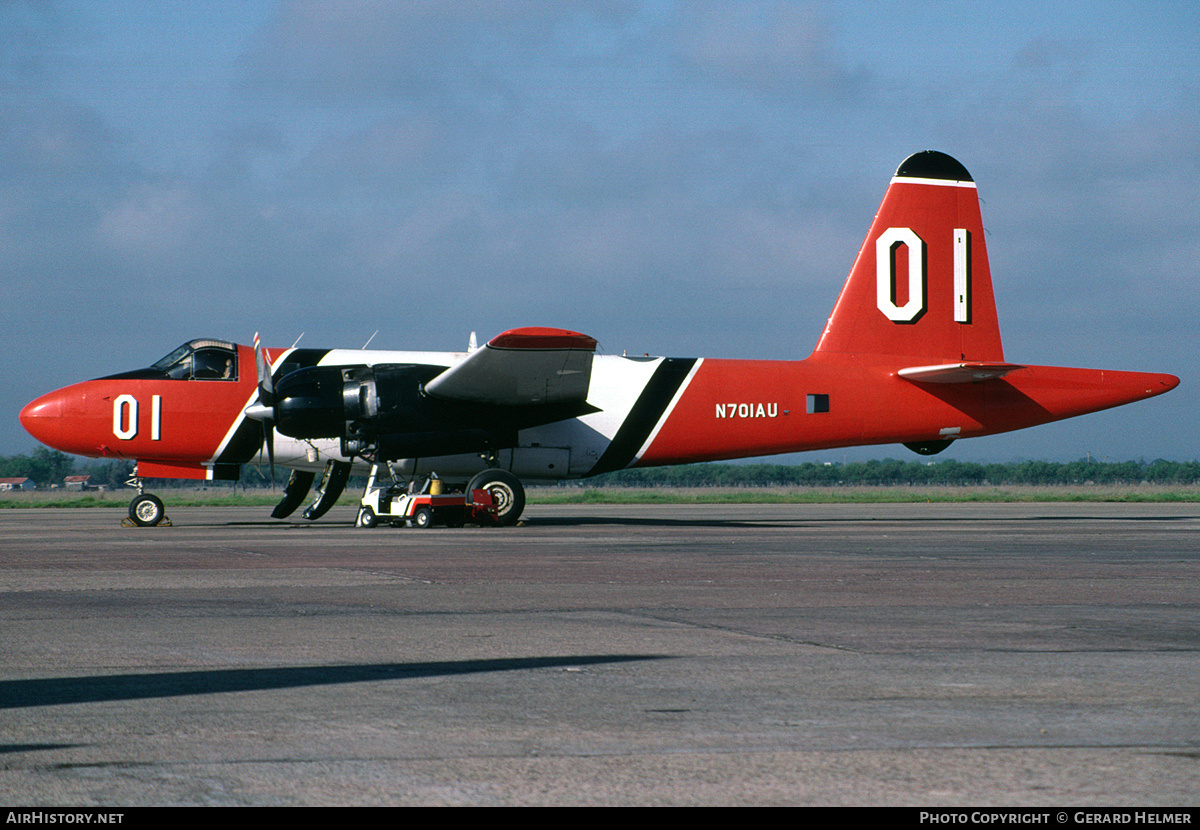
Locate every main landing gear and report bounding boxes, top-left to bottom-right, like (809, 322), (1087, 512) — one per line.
(466, 468), (525, 527)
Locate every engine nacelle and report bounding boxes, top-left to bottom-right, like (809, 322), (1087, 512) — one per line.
(271, 363), (515, 459)
(273, 364), (434, 439)
(271, 365), (351, 439)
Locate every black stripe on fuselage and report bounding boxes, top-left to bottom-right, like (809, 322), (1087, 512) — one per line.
(214, 348), (333, 467)
(587, 357), (696, 476)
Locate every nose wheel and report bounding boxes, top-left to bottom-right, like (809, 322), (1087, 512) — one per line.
(121, 476), (172, 527)
(126, 493), (169, 526)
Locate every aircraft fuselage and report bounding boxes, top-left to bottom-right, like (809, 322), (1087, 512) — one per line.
(21, 345), (1176, 484)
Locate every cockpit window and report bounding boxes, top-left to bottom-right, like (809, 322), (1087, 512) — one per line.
(193, 348), (236, 379)
(151, 340), (238, 380)
(151, 344), (191, 378)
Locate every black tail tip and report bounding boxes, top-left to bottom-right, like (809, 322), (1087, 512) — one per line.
(895, 151), (973, 183)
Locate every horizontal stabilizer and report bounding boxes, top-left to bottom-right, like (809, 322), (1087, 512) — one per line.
(898, 362), (1024, 384)
(424, 327), (598, 406)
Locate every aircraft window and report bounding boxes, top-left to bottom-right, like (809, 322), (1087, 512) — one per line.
(193, 348), (237, 380)
(807, 394), (830, 414)
(152, 344), (191, 379)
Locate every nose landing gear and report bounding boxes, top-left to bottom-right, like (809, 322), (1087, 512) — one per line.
(122, 476), (172, 527)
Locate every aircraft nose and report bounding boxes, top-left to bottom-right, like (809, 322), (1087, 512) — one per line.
(20, 389), (69, 452)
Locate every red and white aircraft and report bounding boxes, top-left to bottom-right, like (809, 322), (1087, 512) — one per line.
(20, 151), (1179, 526)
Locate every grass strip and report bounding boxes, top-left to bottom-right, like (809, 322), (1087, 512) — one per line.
(4, 485), (1200, 508)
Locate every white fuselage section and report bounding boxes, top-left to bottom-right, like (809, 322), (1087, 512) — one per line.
(263, 348), (687, 483)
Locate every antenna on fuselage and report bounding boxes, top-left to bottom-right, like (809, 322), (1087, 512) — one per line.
(362, 330), (378, 350)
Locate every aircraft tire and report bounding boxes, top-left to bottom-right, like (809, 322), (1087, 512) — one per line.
(129, 494), (165, 527)
(467, 469), (525, 527)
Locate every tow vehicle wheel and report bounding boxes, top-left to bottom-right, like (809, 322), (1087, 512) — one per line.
(413, 507), (434, 529)
(357, 506), (378, 528)
(467, 469), (525, 527)
(128, 494), (165, 527)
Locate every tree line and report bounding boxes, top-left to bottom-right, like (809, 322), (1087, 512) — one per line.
(590, 458), (1200, 488)
(5, 451), (1200, 490)
(1, 448), (91, 488)
(0, 450), (271, 490)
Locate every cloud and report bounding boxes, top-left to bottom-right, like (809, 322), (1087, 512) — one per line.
(1012, 37), (1087, 72)
(673, 0), (869, 98)
(236, 0), (637, 105)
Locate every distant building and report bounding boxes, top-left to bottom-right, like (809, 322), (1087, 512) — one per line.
(63, 475), (95, 491)
(0, 477), (35, 491)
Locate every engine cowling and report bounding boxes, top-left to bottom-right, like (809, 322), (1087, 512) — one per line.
(270, 363), (512, 459)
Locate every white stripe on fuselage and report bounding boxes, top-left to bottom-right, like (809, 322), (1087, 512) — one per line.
(633, 357), (703, 462)
(315, 348), (461, 370)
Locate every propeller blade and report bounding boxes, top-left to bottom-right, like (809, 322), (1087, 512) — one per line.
(252, 333), (277, 487)
(253, 332), (274, 404)
(265, 423), (275, 489)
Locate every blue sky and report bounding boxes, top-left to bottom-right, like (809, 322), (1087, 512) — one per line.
(4, 1), (1198, 464)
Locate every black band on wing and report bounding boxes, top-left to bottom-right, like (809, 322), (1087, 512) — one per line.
(587, 357), (696, 476)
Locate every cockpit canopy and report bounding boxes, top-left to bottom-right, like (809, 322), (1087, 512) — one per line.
(149, 339), (239, 380)
(97, 339), (240, 381)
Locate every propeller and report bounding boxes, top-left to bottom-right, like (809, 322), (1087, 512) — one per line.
(244, 332), (277, 486)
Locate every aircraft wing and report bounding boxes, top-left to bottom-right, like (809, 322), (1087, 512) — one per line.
(424, 327), (599, 405)
(897, 362), (1025, 384)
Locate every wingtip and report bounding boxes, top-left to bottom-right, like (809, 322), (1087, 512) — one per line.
(490, 327), (598, 351)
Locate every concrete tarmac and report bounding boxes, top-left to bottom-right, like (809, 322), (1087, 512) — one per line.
(0, 502), (1197, 806)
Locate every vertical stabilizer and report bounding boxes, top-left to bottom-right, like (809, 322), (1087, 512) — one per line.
(814, 151), (1004, 363)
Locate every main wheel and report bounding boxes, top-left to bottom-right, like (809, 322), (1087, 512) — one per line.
(412, 507), (434, 529)
(467, 469), (525, 526)
(128, 494), (165, 527)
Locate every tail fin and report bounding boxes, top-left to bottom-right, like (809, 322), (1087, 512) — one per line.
(814, 151), (1004, 363)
